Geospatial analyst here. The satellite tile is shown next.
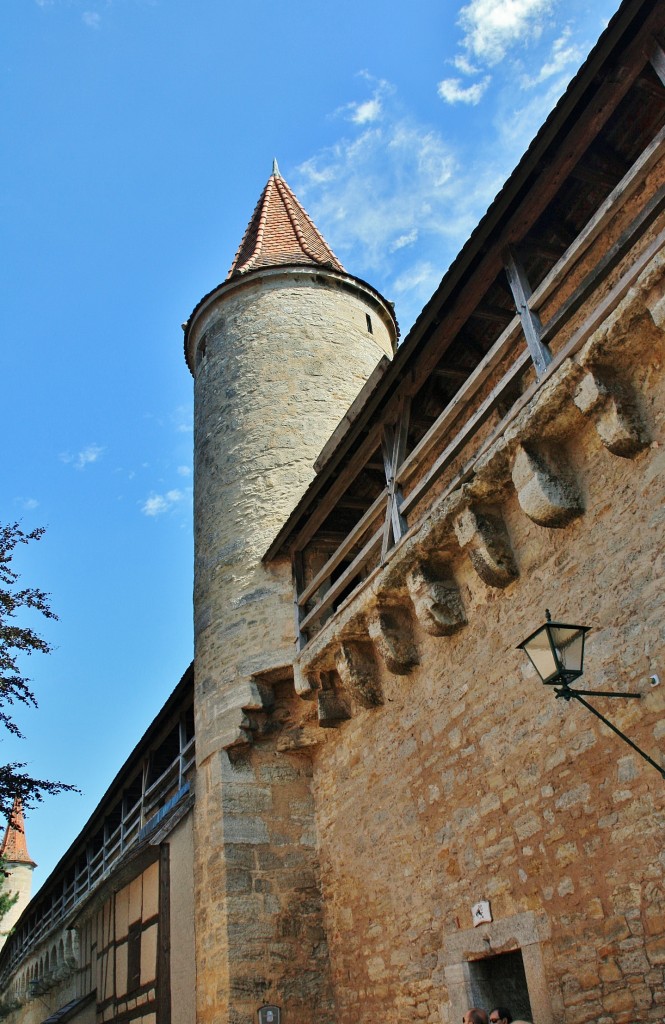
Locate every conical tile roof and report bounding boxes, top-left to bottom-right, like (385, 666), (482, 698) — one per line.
(227, 161), (345, 279)
(1, 798), (36, 867)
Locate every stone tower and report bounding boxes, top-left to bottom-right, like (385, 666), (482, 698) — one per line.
(0, 800), (36, 951)
(183, 164), (398, 1023)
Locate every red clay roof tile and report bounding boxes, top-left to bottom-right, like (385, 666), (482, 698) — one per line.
(227, 166), (345, 279)
(1, 798), (36, 866)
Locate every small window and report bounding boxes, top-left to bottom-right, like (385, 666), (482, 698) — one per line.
(365, 313), (373, 334)
(127, 922), (141, 992)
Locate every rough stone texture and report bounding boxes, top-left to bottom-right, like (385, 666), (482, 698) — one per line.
(454, 507), (519, 588)
(367, 606), (419, 674)
(511, 445), (583, 527)
(406, 563), (467, 637)
(573, 371), (649, 458)
(303, 290), (665, 1024)
(189, 266), (396, 1024)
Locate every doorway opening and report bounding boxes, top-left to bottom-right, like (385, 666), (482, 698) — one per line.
(467, 950), (533, 1021)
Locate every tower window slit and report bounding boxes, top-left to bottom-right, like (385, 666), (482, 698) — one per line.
(366, 313), (373, 334)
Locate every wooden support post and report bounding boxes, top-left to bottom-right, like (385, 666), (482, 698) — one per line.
(292, 549), (307, 651)
(381, 399), (410, 560)
(504, 246), (552, 379)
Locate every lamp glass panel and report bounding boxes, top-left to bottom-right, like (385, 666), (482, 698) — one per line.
(549, 625), (585, 675)
(523, 627), (558, 681)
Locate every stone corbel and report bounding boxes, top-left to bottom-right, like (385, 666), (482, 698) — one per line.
(454, 507), (518, 588)
(334, 641), (383, 708)
(317, 688), (352, 728)
(511, 444), (583, 527)
(406, 562), (466, 636)
(293, 661), (321, 700)
(573, 370), (648, 457)
(367, 606), (419, 674)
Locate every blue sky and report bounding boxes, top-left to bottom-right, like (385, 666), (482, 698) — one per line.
(4, 0), (620, 885)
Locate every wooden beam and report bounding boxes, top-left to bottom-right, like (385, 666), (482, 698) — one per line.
(504, 247), (552, 378)
(434, 366), (471, 382)
(569, 162), (622, 190)
(400, 348), (531, 518)
(397, 314), (522, 487)
(291, 423), (383, 553)
(541, 180), (665, 345)
(380, 397), (410, 559)
(517, 238), (567, 263)
(293, 550), (307, 650)
(650, 40), (665, 87)
(298, 488), (387, 607)
(299, 528), (383, 633)
(468, 303), (514, 324)
(530, 121), (665, 313)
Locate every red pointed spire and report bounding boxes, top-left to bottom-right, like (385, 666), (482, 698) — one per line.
(227, 163), (345, 280)
(1, 799), (36, 867)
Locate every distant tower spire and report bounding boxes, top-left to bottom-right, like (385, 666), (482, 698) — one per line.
(0, 798), (35, 867)
(272, 157), (281, 178)
(0, 798), (36, 951)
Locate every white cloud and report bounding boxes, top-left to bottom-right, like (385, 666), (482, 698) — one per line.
(141, 488), (189, 517)
(177, 465), (191, 477)
(173, 405), (192, 434)
(392, 261), (440, 298)
(437, 76), (491, 105)
(521, 28), (584, 87)
(60, 444), (104, 470)
(142, 495), (168, 517)
(389, 229), (418, 253)
(458, 0), (555, 66)
(350, 98), (382, 125)
(295, 119), (457, 276)
(82, 11), (101, 29)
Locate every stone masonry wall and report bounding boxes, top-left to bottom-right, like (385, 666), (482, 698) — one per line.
(302, 262), (665, 1023)
(189, 268), (396, 1024)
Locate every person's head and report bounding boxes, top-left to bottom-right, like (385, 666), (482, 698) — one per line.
(463, 1011), (488, 1024)
(489, 1009), (512, 1024)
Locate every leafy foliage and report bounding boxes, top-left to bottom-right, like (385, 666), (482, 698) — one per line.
(0, 523), (77, 817)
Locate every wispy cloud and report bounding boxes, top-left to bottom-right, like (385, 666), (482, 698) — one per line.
(437, 0), (559, 106)
(15, 497), (40, 511)
(141, 489), (189, 517)
(458, 0), (555, 66)
(437, 76), (490, 105)
(82, 11), (101, 29)
(177, 465), (191, 477)
(60, 444), (104, 470)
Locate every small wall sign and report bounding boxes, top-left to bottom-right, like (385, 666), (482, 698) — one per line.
(258, 1005), (281, 1024)
(472, 900), (492, 926)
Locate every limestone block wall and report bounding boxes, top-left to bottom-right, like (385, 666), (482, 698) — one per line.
(189, 267), (395, 756)
(297, 256), (665, 1023)
(187, 266), (396, 1024)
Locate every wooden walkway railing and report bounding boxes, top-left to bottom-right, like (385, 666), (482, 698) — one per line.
(294, 123), (665, 647)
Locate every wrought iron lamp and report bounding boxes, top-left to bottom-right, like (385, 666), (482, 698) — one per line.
(518, 610), (665, 780)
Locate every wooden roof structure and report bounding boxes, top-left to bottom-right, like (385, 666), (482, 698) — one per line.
(264, 0), (665, 651)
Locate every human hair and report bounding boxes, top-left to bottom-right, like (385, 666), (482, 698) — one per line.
(466, 1011), (488, 1024)
(491, 1009), (513, 1024)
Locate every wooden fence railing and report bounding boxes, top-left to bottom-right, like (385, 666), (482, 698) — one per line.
(294, 124), (665, 646)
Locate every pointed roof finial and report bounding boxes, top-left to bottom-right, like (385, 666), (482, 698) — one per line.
(227, 168), (345, 280)
(1, 798), (36, 867)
